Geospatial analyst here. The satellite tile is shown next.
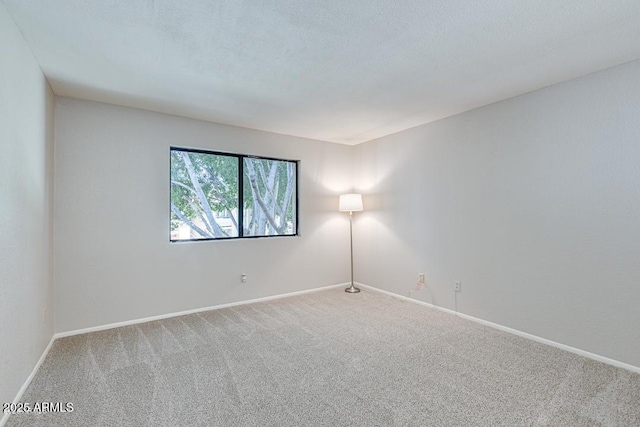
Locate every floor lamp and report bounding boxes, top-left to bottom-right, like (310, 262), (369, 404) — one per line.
(339, 193), (363, 293)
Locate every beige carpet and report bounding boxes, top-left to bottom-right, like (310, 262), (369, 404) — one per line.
(7, 288), (640, 426)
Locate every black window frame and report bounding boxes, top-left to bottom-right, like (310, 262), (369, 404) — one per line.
(169, 146), (299, 242)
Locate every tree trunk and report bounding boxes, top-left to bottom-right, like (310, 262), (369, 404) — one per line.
(180, 152), (227, 238)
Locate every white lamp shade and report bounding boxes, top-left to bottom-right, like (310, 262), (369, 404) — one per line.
(339, 193), (363, 212)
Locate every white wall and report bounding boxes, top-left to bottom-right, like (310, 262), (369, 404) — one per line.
(0, 4), (54, 407)
(54, 98), (352, 333)
(354, 59), (640, 368)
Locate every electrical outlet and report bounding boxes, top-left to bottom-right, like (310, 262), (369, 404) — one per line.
(454, 281), (462, 292)
(241, 274), (247, 283)
(418, 273), (425, 284)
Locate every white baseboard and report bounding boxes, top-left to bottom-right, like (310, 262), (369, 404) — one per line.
(357, 283), (640, 375)
(55, 282), (349, 339)
(0, 337), (55, 427)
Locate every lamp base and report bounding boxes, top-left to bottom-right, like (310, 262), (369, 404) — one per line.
(345, 285), (361, 293)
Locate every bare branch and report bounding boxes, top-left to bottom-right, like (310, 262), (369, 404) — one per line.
(228, 210), (239, 235)
(245, 160), (284, 234)
(181, 152), (227, 238)
(281, 163), (295, 226)
(189, 200), (214, 235)
(171, 180), (197, 195)
(249, 173), (284, 234)
(171, 203), (212, 238)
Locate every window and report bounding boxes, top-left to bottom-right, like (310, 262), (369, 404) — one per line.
(170, 147), (298, 241)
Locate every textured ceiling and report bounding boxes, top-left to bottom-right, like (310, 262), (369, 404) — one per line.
(4, 0), (640, 144)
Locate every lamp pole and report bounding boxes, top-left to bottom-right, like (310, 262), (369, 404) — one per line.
(345, 210), (360, 293)
(339, 193), (362, 293)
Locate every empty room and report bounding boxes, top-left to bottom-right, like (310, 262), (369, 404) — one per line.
(1, 1), (640, 426)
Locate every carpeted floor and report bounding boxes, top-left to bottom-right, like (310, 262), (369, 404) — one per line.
(7, 288), (640, 426)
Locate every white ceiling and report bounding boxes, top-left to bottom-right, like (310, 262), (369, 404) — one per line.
(4, 1), (640, 145)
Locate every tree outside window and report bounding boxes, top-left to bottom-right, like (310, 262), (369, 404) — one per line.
(170, 148), (297, 241)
